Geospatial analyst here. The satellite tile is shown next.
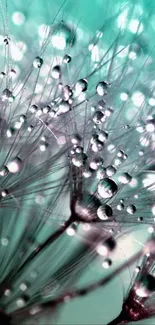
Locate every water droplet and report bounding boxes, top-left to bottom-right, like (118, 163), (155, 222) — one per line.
(57, 100), (70, 115)
(72, 193), (101, 222)
(96, 166), (106, 180)
(19, 114), (26, 123)
(96, 30), (103, 38)
(97, 237), (116, 256)
(93, 111), (105, 124)
(135, 274), (155, 298)
(119, 173), (132, 184)
(105, 108), (113, 117)
(51, 65), (61, 79)
(98, 130), (108, 142)
(135, 266), (141, 273)
(0, 166), (9, 176)
(51, 22), (76, 50)
(63, 54), (71, 63)
(10, 68), (17, 77)
(71, 134), (81, 145)
(7, 157), (22, 173)
(117, 203), (124, 211)
(33, 56), (43, 68)
(145, 119), (155, 133)
(4, 36), (10, 45)
(75, 79), (88, 96)
(72, 154), (84, 167)
(40, 142), (48, 152)
(0, 71), (6, 79)
(20, 283), (28, 291)
(106, 166), (116, 177)
(98, 99), (106, 109)
(97, 205), (113, 220)
(102, 258), (112, 269)
(75, 146), (83, 154)
(2, 89), (14, 102)
(30, 104), (38, 113)
(96, 81), (109, 96)
(126, 204), (136, 214)
(42, 105), (51, 114)
(98, 178), (118, 199)
(89, 157), (103, 171)
(16, 298), (26, 307)
(4, 289), (11, 296)
(83, 168), (92, 178)
(66, 223), (77, 236)
(1, 190), (8, 197)
(63, 85), (73, 100)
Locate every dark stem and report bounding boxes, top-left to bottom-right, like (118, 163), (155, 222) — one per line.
(107, 310), (128, 325)
(15, 217), (73, 273)
(24, 247), (143, 312)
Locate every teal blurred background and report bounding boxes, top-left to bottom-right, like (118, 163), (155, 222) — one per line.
(1, 0), (155, 324)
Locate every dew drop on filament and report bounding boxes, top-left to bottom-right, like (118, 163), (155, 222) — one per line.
(98, 178), (118, 199)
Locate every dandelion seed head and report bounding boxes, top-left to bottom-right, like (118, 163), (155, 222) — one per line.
(0, 1), (155, 324)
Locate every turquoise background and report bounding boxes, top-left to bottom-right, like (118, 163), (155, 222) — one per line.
(1, 0), (155, 324)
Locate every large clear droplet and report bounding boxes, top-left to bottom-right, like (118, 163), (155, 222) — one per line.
(97, 204), (113, 220)
(135, 274), (155, 298)
(51, 22), (76, 50)
(72, 193), (101, 222)
(119, 173), (132, 184)
(98, 178), (118, 199)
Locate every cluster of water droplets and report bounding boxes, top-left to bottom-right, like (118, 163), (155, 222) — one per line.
(0, 0), (155, 324)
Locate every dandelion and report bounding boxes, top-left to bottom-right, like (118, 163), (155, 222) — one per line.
(0, 0), (155, 324)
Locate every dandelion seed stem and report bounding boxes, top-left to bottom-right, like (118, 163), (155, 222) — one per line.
(16, 217), (73, 270)
(107, 311), (128, 325)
